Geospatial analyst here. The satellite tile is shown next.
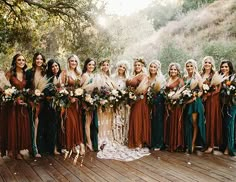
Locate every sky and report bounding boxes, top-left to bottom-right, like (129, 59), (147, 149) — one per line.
(105, 0), (153, 16)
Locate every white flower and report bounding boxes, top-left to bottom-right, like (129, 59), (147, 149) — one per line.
(121, 90), (126, 95)
(4, 87), (16, 96)
(70, 91), (73, 97)
(59, 88), (69, 95)
(100, 99), (108, 105)
(140, 95), (144, 99)
(34, 89), (41, 96)
(168, 91), (175, 98)
(202, 84), (210, 91)
(74, 88), (84, 96)
(85, 94), (93, 104)
(108, 96), (116, 101)
(111, 89), (119, 96)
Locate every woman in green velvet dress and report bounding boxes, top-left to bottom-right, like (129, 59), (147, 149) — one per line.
(219, 60), (236, 156)
(148, 60), (166, 150)
(183, 59), (206, 153)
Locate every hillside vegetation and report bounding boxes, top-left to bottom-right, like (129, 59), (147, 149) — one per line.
(119, 0), (236, 71)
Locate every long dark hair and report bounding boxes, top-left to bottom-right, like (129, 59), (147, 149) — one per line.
(46, 59), (61, 79)
(219, 60), (235, 76)
(10, 53), (27, 77)
(82, 58), (96, 74)
(32, 52), (47, 75)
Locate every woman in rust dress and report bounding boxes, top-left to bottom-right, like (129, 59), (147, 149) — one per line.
(6, 53), (31, 159)
(126, 58), (150, 148)
(164, 63), (184, 152)
(62, 54), (85, 158)
(201, 56), (222, 153)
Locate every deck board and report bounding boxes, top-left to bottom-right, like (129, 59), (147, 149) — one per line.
(1, 151), (236, 182)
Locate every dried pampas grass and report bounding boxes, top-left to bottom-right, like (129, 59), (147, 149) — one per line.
(34, 76), (49, 92)
(210, 72), (227, 86)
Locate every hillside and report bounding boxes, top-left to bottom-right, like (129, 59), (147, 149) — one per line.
(119, 0), (236, 70)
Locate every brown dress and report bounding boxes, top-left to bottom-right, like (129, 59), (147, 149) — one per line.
(164, 78), (184, 152)
(126, 73), (151, 148)
(7, 74), (31, 158)
(203, 80), (222, 148)
(61, 76), (84, 150)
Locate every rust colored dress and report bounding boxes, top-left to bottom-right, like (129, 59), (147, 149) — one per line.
(164, 78), (184, 152)
(7, 74), (31, 158)
(61, 76), (84, 150)
(203, 78), (222, 148)
(126, 73), (151, 148)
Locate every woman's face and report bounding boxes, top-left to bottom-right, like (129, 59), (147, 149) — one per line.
(16, 55), (26, 69)
(68, 57), (78, 70)
(86, 61), (95, 73)
(203, 59), (212, 71)
(169, 65), (178, 78)
(149, 63), (158, 76)
(186, 62), (194, 75)
(134, 61), (143, 74)
(220, 63), (230, 76)
(35, 55), (44, 67)
(101, 61), (109, 73)
(118, 64), (126, 75)
(51, 62), (59, 75)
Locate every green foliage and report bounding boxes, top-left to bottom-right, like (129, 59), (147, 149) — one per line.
(0, 0), (114, 67)
(157, 42), (189, 72)
(182, 0), (216, 12)
(202, 41), (236, 68)
(144, 1), (181, 30)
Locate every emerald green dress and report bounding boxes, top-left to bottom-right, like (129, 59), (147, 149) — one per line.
(221, 75), (236, 156)
(151, 92), (165, 149)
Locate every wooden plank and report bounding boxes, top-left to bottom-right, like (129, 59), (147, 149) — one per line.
(53, 153), (96, 182)
(46, 156), (80, 182)
(82, 153), (123, 182)
(141, 152), (213, 182)
(28, 156), (69, 182)
(0, 158), (16, 182)
(4, 160), (29, 182)
(153, 151), (231, 181)
(96, 158), (143, 181)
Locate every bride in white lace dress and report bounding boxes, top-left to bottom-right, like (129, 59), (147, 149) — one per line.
(96, 60), (150, 161)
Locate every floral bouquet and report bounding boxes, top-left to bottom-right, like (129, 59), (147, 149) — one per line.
(1, 86), (17, 102)
(124, 86), (137, 106)
(221, 76), (236, 100)
(82, 87), (99, 111)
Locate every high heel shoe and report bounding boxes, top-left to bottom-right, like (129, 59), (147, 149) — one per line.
(86, 143), (93, 151)
(204, 147), (213, 154)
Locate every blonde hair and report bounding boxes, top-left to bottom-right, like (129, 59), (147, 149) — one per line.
(114, 60), (130, 78)
(67, 54), (81, 75)
(148, 60), (164, 77)
(99, 58), (111, 76)
(133, 58), (147, 75)
(168, 62), (181, 77)
(201, 56), (216, 74)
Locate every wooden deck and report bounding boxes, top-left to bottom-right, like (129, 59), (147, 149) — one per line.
(0, 150), (236, 182)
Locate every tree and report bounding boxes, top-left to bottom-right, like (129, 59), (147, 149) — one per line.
(0, 0), (114, 66)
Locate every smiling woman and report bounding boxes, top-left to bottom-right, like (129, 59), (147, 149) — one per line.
(105, 0), (152, 16)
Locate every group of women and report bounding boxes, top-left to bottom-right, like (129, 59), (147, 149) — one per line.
(0, 53), (235, 161)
